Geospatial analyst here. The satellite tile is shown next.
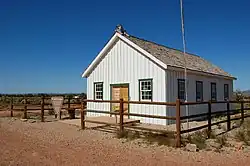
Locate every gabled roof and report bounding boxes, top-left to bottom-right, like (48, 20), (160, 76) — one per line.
(126, 35), (234, 78)
(82, 27), (235, 80)
(82, 32), (167, 77)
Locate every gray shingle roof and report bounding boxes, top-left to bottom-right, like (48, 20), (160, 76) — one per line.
(126, 35), (233, 78)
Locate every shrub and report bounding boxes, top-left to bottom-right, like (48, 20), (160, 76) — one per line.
(216, 135), (227, 147)
(185, 131), (207, 149)
(142, 132), (175, 146)
(234, 120), (250, 144)
(116, 130), (176, 147)
(116, 130), (141, 140)
(204, 129), (216, 139)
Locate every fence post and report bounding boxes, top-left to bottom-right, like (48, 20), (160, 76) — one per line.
(68, 97), (71, 109)
(80, 100), (85, 130)
(227, 101), (230, 131)
(119, 98), (124, 133)
(23, 98), (27, 119)
(66, 97), (71, 120)
(176, 99), (181, 148)
(10, 97), (13, 117)
(41, 96), (45, 122)
(207, 101), (212, 138)
(241, 101), (244, 123)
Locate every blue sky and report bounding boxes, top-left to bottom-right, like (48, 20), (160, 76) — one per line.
(0, 0), (249, 93)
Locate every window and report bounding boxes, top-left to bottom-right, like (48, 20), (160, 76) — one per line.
(196, 81), (203, 102)
(139, 79), (152, 101)
(178, 79), (186, 101)
(211, 82), (217, 101)
(94, 82), (103, 100)
(224, 84), (229, 101)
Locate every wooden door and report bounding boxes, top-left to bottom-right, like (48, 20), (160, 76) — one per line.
(111, 85), (129, 114)
(111, 87), (120, 112)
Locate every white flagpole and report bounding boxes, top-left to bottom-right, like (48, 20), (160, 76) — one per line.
(179, 0), (189, 129)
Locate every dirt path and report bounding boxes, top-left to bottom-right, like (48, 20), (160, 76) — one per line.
(0, 117), (250, 166)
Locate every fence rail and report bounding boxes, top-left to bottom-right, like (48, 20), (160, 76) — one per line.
(79, 98), (250, 148)
(2, 96), (250, 148)
(7, 96), (82, 121)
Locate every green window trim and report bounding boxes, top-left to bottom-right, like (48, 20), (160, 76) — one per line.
(94, 82), (103, 100)
(139, 79), (153, 101)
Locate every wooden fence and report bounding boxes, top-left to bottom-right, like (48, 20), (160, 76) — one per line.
(4, 97), (250, 147)
(8, 96), (83, 122)
(80, 99), (250, 148)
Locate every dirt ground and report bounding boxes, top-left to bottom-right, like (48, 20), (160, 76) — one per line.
(1, 117), (250, 166)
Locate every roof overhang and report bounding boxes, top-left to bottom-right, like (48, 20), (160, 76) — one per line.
(167, 65), (237, 80)
(81, 32), (167, 78)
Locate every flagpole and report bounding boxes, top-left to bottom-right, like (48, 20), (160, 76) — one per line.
(180, 0), (189, 129)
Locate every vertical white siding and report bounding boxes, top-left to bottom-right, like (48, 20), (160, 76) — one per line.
(87, 39), (167, 125)
(166, 70), (234, 124)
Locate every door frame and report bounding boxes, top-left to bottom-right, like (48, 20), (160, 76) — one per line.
(110, 83), (130, 118)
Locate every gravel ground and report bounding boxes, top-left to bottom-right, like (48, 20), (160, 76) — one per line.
(1, 117), (250, 166)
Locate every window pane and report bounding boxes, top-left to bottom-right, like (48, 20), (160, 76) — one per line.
(141, 81), (151, 91)
(142, 82), (145, 87)
(178, 79), (185, 100)
(141, 91), (152, 100)
(211, 83), (216, 100)
(141, 91), (146, 100)
(224, 84), (229, 100)
(196, 81), (203, 101)
(94, 83), (103, 99)
(140, 80), (152, 100)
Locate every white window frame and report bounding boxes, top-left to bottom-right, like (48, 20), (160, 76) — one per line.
(94, 82), (103, 100)
(139, 79), (153, 101)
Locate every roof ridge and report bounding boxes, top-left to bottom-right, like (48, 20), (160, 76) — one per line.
(128, 35), (201, 58)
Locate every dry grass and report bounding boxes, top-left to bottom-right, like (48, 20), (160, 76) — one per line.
(235, 130), (246, 142)
(234, 119), (250, 145)
(142, 132), (176, 146)
(182, 129), (227, 150)
(117, 127), (228, 150)
(216, 135), (227, 147)
(116, 130), (176, 147)
(116, 130), (130, 139)
(184, 131), (207, 149)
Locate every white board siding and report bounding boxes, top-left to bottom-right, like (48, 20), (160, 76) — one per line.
(166, 70), (233, 124)
(87, 39), (167, 125)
